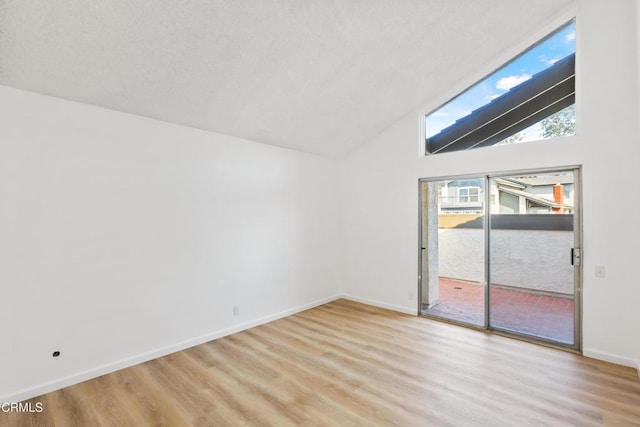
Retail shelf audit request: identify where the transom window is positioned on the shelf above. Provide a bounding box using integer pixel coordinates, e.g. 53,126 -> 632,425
424,20 -> 576,155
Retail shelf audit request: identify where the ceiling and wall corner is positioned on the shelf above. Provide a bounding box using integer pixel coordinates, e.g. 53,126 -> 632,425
0,0 -> 573,158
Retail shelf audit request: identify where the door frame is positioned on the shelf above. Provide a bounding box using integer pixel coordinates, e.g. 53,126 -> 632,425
418,166 -> 583,352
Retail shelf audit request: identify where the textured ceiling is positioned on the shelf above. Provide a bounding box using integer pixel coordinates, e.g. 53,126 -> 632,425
0,0 -> 574,157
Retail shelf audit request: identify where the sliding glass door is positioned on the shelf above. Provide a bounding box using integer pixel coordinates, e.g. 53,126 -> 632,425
419,168 -> 581,349
488,170 -> 578,346
420,179 -> 485,327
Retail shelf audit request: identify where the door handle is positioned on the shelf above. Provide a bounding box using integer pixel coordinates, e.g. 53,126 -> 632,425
571,248 -> 581,266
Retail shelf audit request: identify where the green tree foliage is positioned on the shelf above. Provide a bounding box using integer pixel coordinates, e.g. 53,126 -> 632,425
541,105 -> 575,138
498,131 -> 526,145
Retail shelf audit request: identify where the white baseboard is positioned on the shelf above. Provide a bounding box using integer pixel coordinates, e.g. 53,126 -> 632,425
17,295 -> 636,403
340,293 -> 418,316
582,348 -> 638,368
3,294 -> 341,403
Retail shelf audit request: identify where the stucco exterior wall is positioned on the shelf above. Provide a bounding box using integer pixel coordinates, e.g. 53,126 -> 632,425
438,228 -> 574,294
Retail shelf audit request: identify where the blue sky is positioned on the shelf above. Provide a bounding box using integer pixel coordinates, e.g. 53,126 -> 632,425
426,21 -> 576,139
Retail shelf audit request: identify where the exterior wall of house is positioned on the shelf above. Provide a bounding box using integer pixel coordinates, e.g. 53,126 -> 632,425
499,192 -> 520,213
528,184 -> 574,207
438,228 -> 574,294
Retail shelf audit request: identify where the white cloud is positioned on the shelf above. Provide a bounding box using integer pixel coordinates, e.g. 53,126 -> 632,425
496,74 -> 531,91
542,57 -> 560,66
490,94 -> 502,100
566,31 -> 576,41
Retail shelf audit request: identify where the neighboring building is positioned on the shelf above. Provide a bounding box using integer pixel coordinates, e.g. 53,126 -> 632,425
438,179 -> 484,215
491,175 -> 573,214
439,175 -> 574,215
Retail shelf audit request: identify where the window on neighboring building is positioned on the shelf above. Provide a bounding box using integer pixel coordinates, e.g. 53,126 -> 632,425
459,188 -> 470,203
459,187 -> 480,203
424,20 -> 576,155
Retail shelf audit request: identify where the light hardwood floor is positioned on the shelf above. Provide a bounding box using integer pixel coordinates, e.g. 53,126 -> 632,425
3,299 -> 640,426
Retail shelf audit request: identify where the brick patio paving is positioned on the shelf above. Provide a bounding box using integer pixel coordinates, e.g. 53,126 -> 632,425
423,278 -> 574,344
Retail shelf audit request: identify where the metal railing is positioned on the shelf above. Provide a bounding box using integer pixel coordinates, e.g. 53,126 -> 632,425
439,196 -> 484,206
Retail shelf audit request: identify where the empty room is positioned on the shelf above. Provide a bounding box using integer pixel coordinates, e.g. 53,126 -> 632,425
1,0 -> 639,426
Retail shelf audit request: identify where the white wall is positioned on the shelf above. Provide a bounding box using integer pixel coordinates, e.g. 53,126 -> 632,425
439,229 -> 574,294
634,0 -> 640,375
636,0 -> 640,374
341,0 -> 640,367
0,87 -> 340,401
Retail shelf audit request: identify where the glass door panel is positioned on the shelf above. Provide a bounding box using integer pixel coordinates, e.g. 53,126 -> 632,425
488,171 -> 577,345
421,178 -> 486,327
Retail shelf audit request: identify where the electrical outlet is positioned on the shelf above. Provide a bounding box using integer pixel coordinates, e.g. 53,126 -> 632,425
233,305 -> 239,316
595,265 -> 606,278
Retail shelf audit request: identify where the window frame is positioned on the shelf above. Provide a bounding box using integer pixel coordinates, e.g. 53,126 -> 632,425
419,17 -> 577,157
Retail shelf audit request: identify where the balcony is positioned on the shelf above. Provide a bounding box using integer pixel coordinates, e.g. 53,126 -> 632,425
423,278 -> 574,344
422,214 -> 575,345
439,196 -> 483,208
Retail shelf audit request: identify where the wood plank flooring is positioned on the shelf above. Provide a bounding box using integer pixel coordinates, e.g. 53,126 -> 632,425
2,299 -> 640,426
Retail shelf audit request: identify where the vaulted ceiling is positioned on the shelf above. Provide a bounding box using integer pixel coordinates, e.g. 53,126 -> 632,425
0,0 -> 574,157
